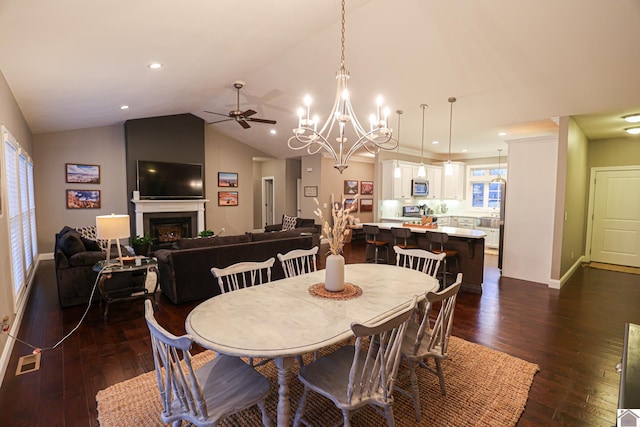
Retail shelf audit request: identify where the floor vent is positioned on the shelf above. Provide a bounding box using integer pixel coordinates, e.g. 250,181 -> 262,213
15,352 -> 41,376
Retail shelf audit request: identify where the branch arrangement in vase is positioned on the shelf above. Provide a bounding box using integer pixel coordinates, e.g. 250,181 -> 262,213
313,195 -> 358,255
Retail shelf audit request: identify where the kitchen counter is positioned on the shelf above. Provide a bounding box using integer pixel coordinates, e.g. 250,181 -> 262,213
363,222 -> 485,293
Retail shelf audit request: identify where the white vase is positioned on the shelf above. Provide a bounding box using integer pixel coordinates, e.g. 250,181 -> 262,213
325,254 -> 345,292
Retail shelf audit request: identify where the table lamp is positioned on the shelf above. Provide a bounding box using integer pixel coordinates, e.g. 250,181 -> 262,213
96,214 -> 130,267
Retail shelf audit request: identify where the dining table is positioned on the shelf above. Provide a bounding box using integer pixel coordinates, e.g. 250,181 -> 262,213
185,263 -> 439,427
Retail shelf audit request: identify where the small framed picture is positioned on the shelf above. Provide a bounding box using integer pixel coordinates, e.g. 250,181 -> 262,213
304,186 -> 318,197
344,198 -> 357,212
218,172 -> 238,187
218,191 -> 238,206
360,181 -> 373,195
360,198 -> 373,212
66,163 -> 100,184
66,189 -> 101,209
344,180 -> 358,195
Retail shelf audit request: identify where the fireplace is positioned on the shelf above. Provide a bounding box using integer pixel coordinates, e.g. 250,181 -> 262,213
144,211 -> 197,244
131,198 -> 209,238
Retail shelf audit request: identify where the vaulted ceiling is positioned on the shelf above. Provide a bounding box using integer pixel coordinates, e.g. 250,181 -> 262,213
1,0 -> 639,161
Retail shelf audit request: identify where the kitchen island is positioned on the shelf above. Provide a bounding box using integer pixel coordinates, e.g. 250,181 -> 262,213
363,222 -> 486,293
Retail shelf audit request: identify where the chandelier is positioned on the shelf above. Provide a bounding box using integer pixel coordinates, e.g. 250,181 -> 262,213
288,0 -> 396,173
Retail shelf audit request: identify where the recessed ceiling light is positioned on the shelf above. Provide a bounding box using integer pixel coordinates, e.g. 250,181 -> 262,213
431,140 -> 439,145
148,63 -> 162,69
270,129 -> 277,135
623,114 -> 640,123
498,132 -> 507,136
461,149 -> 468,153
625,127 -> 640,135
120,105 -> 129,110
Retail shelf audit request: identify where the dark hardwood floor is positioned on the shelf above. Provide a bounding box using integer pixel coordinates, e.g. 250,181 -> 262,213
1,240 -> 638,426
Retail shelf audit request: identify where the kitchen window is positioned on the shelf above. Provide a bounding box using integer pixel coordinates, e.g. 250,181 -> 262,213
468,164 -> 507,209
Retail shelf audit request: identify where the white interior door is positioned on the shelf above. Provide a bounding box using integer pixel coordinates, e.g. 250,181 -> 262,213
262,177 -> 275,227
590,168 -> 640,267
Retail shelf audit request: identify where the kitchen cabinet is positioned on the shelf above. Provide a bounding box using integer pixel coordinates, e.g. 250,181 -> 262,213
442,162 -> 465,200
425,165 -> 442,199
381,160 -> 418,199
476,226 -> 499,248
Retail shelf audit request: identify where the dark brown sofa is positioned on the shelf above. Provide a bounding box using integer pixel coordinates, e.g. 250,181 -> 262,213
54,226 -> 143,308
154,230 -> 317,304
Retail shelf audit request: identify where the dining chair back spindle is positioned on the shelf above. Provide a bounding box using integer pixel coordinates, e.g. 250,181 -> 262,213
211,258 -> 275,294
144,300 -> 272,427
293,296 -> 418,427
277,246 -> 319,278
397,273 -> 463,422
393,245 -> 446,280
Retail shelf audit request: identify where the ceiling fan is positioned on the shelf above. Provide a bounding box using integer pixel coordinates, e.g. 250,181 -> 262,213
204,81 -> 277,129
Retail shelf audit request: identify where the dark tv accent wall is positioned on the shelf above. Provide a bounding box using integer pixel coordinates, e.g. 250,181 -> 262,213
124,113 -> 205,236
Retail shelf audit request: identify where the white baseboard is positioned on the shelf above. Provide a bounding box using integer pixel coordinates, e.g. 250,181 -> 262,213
548,255 -> 584,289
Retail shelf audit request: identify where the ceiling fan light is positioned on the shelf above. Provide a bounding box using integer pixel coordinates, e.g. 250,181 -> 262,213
625,126 -> 640,135
623,114 -> 640,123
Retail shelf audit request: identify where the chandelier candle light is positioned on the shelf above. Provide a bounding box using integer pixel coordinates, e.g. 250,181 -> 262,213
288,0 -> 397,173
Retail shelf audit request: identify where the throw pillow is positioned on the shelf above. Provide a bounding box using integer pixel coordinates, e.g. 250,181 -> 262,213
58,230 -> 87,258
282,215 -> 298,231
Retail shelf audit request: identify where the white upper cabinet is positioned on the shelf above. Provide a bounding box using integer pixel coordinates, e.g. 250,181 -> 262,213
425,165 -> 442,199
441,162 -> 465,200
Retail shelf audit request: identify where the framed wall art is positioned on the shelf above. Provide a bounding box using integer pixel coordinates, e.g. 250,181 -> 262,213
218,172 -> 238,187
66,189 -> 101,209
344,180 -> 358,195
360,198 -> 373,212
344,198 -> 357,211
304,186 -> 318,197
218,191 -> 238,206
360,181 -> 373,195
66,163 -> 100,184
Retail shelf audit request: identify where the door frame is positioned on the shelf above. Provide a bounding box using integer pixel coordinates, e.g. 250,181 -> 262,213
261,176 -> 275,227
584,165 -> 640,264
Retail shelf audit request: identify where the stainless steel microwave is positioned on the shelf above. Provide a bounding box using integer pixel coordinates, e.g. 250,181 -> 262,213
411,180 -> 429,196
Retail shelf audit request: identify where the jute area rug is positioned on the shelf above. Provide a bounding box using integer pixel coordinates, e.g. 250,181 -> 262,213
96,336 -> 539,426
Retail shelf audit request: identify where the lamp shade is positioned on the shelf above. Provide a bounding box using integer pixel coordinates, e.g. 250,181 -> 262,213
96,214 -> 130,240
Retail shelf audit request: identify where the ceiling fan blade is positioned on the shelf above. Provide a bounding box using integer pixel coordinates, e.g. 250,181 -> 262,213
207,118 -> 234,124
204,110 -> 231,118
241,109 -> 257,118
247,117 -> 277,125
237,119 -> 251,129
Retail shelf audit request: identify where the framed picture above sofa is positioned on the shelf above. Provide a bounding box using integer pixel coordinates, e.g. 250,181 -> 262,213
66,189 -> 101,209
218,191 -> 238,206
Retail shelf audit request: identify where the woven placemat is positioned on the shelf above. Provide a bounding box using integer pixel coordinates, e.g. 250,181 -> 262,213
308,282 -> 362,300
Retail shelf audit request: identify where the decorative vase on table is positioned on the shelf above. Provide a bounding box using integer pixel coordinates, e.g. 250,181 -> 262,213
313,194 -> 358,293
325,254 -> 345,292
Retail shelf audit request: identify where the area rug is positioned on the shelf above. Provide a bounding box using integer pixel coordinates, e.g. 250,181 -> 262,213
96,336 -> 539,426
589,262 -> 640,275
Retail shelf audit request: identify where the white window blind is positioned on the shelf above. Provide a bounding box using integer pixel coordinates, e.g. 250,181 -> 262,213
5,138 -> 25,300
3,126 -> 37,310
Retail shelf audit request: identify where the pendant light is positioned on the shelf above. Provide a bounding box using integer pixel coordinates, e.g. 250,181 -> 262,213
491,148 -> 506,183
417,104 -> 428,178
394,110 -> 403,178
444,97 -> 456,176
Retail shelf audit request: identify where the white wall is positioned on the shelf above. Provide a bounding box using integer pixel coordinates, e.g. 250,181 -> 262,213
502,136 -> 558,285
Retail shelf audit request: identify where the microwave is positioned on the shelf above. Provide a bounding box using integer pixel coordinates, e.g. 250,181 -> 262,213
411,180 -> 429,196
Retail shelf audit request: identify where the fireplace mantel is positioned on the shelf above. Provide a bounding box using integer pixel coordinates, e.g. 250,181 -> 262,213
131,199 -> 209,237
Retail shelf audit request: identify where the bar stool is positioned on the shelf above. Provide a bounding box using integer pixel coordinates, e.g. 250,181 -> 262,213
363,225 -> 389,264
391,227 -> 418,250
427,231 -> 459,287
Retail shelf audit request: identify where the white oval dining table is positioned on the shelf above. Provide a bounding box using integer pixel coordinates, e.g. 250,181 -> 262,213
185,263 -> 439,427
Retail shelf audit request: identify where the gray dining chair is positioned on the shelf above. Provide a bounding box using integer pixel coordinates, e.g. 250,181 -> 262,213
144,300 -> 272,427
293,296 -> 418,427
397,274 -> 462,422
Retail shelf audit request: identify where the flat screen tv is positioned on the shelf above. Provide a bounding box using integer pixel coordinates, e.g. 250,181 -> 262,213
137,160 -> 204,199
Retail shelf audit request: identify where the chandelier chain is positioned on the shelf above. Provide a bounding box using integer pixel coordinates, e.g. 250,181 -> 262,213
340,0 -> 346,68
